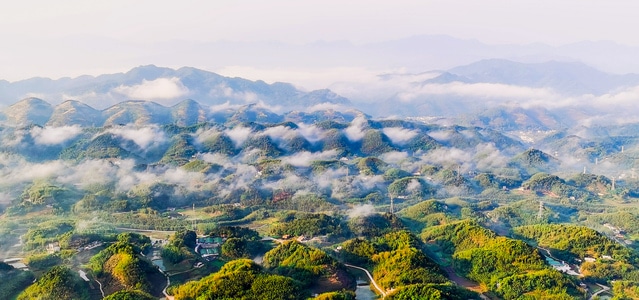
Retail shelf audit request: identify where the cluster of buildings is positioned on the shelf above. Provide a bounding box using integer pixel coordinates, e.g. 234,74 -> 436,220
194,236 -> 224,260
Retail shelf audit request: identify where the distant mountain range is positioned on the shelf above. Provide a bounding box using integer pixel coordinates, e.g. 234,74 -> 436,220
0,65 -> 350,110
435,59 -> 639,95
3,59 -> 639,131
364,59 -> 639,127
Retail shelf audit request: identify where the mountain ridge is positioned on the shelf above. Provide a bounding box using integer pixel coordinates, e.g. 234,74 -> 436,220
0,65 -> 351,111
0,97 -> 358,128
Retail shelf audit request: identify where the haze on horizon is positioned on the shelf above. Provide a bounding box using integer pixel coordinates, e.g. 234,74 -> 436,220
2,0 -> 638,90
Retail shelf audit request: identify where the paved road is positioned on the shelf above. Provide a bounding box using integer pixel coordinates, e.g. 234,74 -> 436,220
95,278 -> 105,298
344,264 -> 386,297
590,283 -> 610,300
115,227 -> 176,234
160,269 -> 174,300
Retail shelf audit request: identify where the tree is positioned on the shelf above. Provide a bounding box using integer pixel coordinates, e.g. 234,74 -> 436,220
171,230 -> 197,248
18,266 -> 89,300
221,237 -> 249,259
104,290 -> 155,300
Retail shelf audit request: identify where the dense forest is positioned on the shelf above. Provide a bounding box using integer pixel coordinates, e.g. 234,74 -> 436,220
2,104 -> 639,299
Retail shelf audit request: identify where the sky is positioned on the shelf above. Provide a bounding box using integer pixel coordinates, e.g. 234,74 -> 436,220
1,0 -> 638,82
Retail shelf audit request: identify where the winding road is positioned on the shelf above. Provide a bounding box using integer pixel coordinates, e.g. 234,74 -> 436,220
590,283 -> 610,300
95,279 -> 105,299
160,269 -> 174,300
344,264 -> 386,297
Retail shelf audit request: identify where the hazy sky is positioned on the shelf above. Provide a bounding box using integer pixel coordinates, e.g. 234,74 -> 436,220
1,0 -> 637,81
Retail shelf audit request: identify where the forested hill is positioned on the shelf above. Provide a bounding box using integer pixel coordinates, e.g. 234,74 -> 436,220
2,98 -> 639,299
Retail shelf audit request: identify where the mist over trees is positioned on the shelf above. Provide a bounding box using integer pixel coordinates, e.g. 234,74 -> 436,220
4,68 -> 639,299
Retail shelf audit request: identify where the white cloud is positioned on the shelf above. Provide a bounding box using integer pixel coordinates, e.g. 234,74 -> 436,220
217,66 -> 387,91
209,82 -> 259,103
473,143 -> 509,170
282,150 -> 338,167
1,129 -> 26,147
193,128 -> 221,144
382,127 -> 419,145
200,153 -> 231,166
57,159 -> 118,188
427,130 -> 453,143
423,147 -> 473,171
162,168 -> 205,191
107,125 -> 167,149
210,101 -> 244,113
6,160 -> 68,185
397,82 -> 559,104
0,192 -> 11,205
347,204 -> 376,219
113,77 -> 189,101
343,114 -> 368,142
31,125 -> 82,145
305,102 -> 352,113
261,126 -> 298,142
406,179 -> 421,192
379,151 -> 409,164
224,126 -> 253,148
296,123 -> 326,143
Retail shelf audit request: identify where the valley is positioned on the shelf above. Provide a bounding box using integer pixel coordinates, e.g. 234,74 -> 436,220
1,91 -> 639,299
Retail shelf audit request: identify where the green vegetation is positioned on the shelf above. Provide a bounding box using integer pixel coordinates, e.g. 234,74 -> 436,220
160,133 -> 197,166
514,224 -> 639,283
172,259 -> 303,300
514,224 -> 633,261
314,290 -> 356,300
22,219 -> 75,250
0,265 -> 34,300
388,177 -> 433,199
6,112 -> 639,299
18,266 -> 89,300
200,132 -> 237,156
270,213 -> 346,238
25,252 -> 64,271
103,289 -> 156,300
88,233 -> 157,293
360,130 -> 394,156
522,173 -> 590,200
162,230 -> 197,264
356,157 -> 387,175
422,220 -> 581,299
347,213 -> 403,238
60,133 -> 133,160
612,281 -> 639,299
371,231 -> 447,289
386,283 -> 478,300
263,241 -> 348,288
181,159 -> 221,173
399,199 -> 453,229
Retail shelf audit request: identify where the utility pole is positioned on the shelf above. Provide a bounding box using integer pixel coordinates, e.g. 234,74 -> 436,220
388,191 -> 394,214
192,203 -> 196,231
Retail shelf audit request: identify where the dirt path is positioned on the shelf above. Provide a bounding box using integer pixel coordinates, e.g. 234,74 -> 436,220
443,267 -> 491,299
443,267 -> 480,290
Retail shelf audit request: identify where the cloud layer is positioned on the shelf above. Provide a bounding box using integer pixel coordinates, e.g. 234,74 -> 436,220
113,77 -> 189,102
